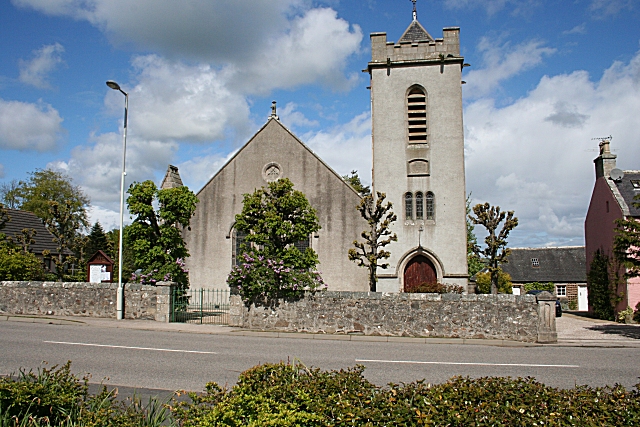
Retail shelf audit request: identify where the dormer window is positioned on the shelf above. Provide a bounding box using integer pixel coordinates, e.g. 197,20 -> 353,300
531,258 -> 539,267
631,180 -> 640,189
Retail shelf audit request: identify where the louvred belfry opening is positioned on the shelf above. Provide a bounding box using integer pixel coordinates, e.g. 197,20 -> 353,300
404,255 -> 437,292
407,87 -> 427,143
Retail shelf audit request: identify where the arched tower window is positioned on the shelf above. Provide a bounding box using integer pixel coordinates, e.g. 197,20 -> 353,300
425,192 -> 435,220
232,228 -> 248,266
405,192 -> 413,219
415,192 -> 423,219
407,86 -> 428,143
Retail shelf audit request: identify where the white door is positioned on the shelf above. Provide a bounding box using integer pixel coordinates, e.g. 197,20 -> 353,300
578,286 -> 588,311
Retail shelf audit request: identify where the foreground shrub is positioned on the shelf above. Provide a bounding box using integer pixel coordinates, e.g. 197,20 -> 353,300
0,362 -> 175,427
173,362 -> 640,427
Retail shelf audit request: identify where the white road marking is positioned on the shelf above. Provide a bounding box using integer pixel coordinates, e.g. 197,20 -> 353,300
355,359 -> 579,368
44,341 -> 218,354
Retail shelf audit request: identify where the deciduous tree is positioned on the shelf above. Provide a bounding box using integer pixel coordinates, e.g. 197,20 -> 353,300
125,181 -> 198,290
469,202 -> 518,294
348,192 -> 397,292
466,196 -> 484,277
228,178 -> 324,308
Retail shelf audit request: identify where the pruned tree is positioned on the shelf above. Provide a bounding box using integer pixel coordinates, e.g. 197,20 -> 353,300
469,202 -> 518,294
43,201 -> 85,281
348,192 -> 397,292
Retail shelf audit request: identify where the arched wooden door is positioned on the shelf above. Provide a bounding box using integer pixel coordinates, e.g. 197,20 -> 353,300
403,255 -> 437,292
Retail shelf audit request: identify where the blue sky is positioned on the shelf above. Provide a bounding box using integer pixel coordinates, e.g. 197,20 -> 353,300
1,0 -> 639,248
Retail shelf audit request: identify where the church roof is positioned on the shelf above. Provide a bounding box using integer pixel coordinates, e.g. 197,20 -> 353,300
500,247 -> 586,284
399,19 -> 433,43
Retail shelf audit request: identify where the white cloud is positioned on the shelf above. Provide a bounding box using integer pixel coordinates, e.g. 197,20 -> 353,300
463,38 -> 556,99
0,99 -> 64,151
444,0 -> 538,16
304,111 -> 372,184
589,0 -> 634,18
50,133 -> 177,211
176,151 -> 239,194
279,103 -> 319,129
109,55 -> 251,143
563,23 -> 587,35
465,50 -> 640,247
18,43 -> 65,89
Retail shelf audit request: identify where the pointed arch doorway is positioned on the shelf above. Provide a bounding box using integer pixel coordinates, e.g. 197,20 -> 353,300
403,255 -> 437,292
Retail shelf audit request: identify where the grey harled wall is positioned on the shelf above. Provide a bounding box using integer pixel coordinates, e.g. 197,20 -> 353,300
0,281 -> 174,322
230,292 -> 552,342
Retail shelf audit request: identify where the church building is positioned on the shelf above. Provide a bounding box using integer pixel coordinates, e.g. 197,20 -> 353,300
180,5 -> 469,292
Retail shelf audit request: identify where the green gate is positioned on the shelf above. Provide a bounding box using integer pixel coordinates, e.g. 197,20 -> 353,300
170,288 -> 230,325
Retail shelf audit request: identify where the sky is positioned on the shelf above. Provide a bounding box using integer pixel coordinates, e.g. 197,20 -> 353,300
0,0 -> 639,249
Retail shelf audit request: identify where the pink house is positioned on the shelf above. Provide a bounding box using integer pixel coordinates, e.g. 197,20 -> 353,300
585,139 -> 640,314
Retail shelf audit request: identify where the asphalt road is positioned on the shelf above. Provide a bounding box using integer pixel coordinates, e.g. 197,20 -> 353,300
1,321 -> 639,397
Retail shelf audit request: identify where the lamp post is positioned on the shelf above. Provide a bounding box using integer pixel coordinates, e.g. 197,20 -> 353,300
106,80 -> 128,320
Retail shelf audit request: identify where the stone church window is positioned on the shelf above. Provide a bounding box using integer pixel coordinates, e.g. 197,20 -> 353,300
415,192 -> 423,219
232,229 -> 248,266
407,86 -> 428,143
405,192 -> 413,219
425,192 -> 434,220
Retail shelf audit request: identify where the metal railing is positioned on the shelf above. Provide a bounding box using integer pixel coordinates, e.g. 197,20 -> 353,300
170,288 -> 230,325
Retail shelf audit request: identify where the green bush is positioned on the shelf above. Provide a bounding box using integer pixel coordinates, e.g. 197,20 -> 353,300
173,362 -> 640,426
476,270 -> 513,294
0,362 -> 176,427
523,281 -> 555,293
0,246 -> 46,281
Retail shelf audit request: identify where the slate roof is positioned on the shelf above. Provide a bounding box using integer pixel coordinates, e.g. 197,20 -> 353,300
614,171 -> 640,218
399,20 -> 433,43
500,247 -> 586,283
0,209 -> 61,254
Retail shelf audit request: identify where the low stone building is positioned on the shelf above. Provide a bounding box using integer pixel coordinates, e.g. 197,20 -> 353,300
501,247 -> 587,311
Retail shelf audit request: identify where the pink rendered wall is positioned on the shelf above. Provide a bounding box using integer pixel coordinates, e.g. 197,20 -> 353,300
584,177 -> 624,312
629,274 -> 640,312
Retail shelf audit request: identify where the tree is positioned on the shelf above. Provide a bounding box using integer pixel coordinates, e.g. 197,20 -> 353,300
348,192 -> 398,292
228,178 -> 324,308
85,222 -> 111,259
342,170 -> 371,197
125,181 -> 198,289
587,249 -> 619,321
0,179 -> 20,209
11,169 -> 89,226
469,202 -> 518,294
106,226 -> 135,284
42,201 -> 87,281
613,195 -> 640,280
0,246 -> 46,281
475,269 -> 513,294
466,196 -> 484,277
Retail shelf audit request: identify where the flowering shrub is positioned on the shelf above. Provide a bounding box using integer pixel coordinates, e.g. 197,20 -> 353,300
228,252 -> 326,308
130,257 -> 189,288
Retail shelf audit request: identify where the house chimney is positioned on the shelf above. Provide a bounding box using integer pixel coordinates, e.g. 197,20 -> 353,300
594,138 -> 616,179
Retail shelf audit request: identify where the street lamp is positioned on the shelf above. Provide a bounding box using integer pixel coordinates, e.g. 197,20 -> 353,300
106,80 -> 128,320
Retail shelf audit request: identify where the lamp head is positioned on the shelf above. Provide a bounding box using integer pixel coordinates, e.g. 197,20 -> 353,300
106,80 -> 121,91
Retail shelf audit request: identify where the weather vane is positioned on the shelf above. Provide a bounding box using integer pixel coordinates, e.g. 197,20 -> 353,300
411,0 -> 417,20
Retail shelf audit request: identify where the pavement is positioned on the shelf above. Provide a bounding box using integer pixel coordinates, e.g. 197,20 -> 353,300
2,311 -> 639,348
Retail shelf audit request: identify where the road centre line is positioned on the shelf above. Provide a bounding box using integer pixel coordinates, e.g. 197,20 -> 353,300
355,359 -> 580,368
44,341 -> 218,354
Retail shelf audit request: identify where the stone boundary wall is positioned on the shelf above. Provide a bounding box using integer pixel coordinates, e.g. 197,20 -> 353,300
230,291 -> 557,343
0,281 -> 174,322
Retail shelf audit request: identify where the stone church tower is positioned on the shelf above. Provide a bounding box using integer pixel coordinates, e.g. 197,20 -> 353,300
368,4 -> 468,292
